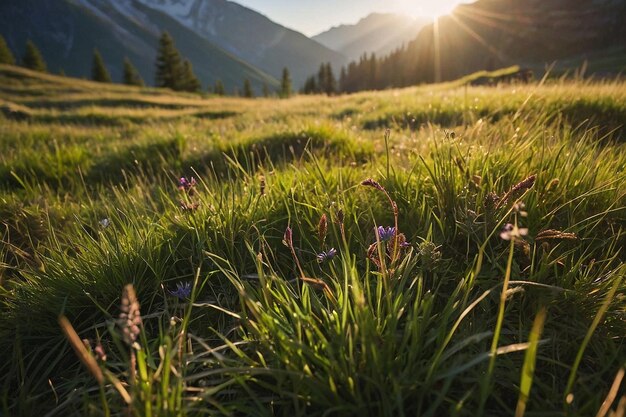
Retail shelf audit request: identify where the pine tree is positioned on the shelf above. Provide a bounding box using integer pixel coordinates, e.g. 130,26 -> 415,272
262,83 -> 270,97
22,40 -> 46,72
242,78 -> 253,98
339,67 -> 347,93
324,63 -> 336,95
155,32 -> 182,90
180,60 -> 200,92
123,57 -> 144,86
280,67 -> 292,98
0,35 -> 15,65
303,76 -> 317,95
214,79 -> 225,96
91,49 -> 112,83
317,63 -> 327,94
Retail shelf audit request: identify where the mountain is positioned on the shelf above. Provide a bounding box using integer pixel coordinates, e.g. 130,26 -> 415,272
403,0 -> 626,82
313,13 -> 429,61
338,0 -> 626,92
0,0 -> 279,92
133,0 -> 347,86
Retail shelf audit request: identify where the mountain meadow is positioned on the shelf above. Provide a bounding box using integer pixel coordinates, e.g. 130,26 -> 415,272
0,57 -> 625,417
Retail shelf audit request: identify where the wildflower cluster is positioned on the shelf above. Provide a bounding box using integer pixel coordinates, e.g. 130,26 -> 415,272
177,176 -> 200,212
361,178 -> 410,272
178,176 -> 197,194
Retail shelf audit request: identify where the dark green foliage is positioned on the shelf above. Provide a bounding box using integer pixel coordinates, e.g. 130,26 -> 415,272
242,78 -> 253,98
214,79 -> 225,96
122,57 -> 144,86
155,32 -> 182,90
314,62 -> 336,95
0,35 -> 15,65
91,49 -> 111,83
154,32 -> 201,93
21,39 -> 46,72
302,75 -> 317,94
180,60 -> 200,93
280,67 -> 292,98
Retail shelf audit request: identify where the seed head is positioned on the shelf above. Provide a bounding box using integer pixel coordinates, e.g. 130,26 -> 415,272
318,214 -> 328,244
497,174 -> 536,209
282,226 -> 293,248
119,284 -> 142,346
361,178 -> 385,192
535,229 -> 577,242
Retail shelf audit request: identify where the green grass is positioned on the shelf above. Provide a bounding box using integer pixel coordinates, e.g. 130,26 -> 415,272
0,65 -> 625,417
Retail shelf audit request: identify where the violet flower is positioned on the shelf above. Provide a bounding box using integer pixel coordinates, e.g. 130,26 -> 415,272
376,226 -> 396,242
317,248 -> 337,263
170,282 -> 192,299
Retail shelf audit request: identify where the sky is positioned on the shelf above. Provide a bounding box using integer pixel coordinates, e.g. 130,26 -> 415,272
235,0 -> 472,36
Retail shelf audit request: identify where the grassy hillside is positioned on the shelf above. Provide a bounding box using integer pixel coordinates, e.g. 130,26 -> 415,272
0,65 -> 625,416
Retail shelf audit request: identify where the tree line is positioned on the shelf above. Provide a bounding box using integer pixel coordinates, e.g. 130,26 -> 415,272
301,39 -> 445,96
301,50 -> 409,96
0,33 -> 293,98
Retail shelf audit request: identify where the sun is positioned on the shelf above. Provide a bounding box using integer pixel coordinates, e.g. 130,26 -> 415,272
396,0 -> 470,19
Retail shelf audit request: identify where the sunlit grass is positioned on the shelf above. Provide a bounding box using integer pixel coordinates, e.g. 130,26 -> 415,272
0,65 -> 625,416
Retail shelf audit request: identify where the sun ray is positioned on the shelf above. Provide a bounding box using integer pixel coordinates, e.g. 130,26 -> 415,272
447,13 -> 508,62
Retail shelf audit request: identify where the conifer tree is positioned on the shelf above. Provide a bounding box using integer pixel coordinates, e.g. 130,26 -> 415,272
280,67 -> 292,98
262,83 -> 270,97
242,78 -> 253,98
123,57 -> 144,86
91,49 -> 112,83
324,63 -> 336,95
155,32 -> 182,90
22,40 -> 46,72
339,67 -> 347,93
0,35 -> 15,65
214,79 -> 225,96
317,63 -> 327,94
180,60 -> 200,92
303,76 -> 317,95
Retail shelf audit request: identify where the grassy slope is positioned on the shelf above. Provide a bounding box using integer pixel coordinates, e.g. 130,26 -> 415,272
0,66 -> 625,416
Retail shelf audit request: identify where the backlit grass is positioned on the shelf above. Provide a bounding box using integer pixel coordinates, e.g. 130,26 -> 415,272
0,65 -> 625,417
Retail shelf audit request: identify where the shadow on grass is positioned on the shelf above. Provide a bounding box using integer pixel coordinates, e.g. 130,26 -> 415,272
184,125 -> 373,176
360,99 -> 625,139
30,109 -> 238,127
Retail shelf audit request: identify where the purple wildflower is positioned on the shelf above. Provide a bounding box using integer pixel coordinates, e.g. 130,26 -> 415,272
178,177 -> 197,192
376,226 -> 396,242
317,248 -> 337,263
170,282 -> 192,299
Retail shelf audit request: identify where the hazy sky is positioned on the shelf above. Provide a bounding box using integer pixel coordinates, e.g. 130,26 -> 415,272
235,0 -> 471,36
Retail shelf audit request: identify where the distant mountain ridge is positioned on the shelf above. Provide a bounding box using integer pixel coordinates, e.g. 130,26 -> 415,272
0,0 -> 280,92
132,0 -> 347,86
313,13 -> 429,61
0,0 -> 347,91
